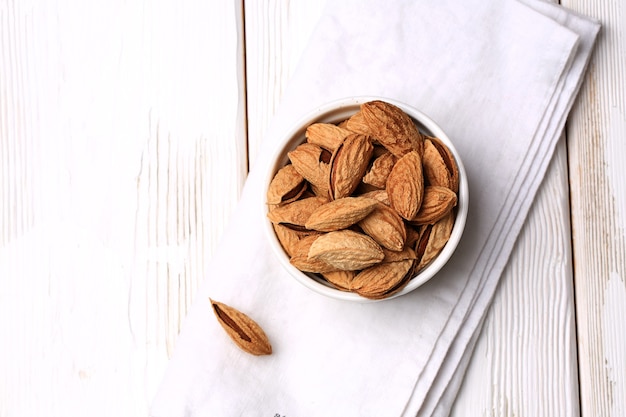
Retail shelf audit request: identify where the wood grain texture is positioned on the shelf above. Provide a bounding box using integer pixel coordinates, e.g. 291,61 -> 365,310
0,0 -> 246,415
244,0 -> 326,166
450,139 -> 579,417
562,0 -> 626,416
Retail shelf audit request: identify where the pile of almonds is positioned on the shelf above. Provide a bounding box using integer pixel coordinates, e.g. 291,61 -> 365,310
267,100 -> 460,300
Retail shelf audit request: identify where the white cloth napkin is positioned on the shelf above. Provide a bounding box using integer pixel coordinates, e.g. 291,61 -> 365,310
150,0 -> 599,416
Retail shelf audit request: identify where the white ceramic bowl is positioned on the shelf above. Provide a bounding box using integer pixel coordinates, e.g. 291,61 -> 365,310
263,96 -> 468,302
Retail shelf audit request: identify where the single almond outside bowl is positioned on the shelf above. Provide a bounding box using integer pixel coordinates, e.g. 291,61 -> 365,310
263,96 -> 468,302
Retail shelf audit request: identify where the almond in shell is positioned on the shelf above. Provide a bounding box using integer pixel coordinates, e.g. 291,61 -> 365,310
410,186 -> 457,225
267,196 -> 327,228
328,133 -> 374,200
358,189 -> 391,206
210,299 -> 272,356
308,229 -> 384,271
288,143 -> 331,197
415,211 -> 455,272
386,150 -> 424,220
363,151 -> 397,188
267,164 -> 306,206
305,196 -> 378,232
289,234 -> 340,274
321,270 -> 356,291
359,100 -> 424,157
425,136 -> 459,193
350,259 -> 414,299
306,123 -> 352,152
423,138 -> 452,190
358,202 -> 406,252
342,110 -> 370,136
272,223 -> 302,257
382,246 -> 417,263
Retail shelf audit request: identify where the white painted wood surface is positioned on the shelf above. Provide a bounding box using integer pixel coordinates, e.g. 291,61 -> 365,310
563,0 -> 626,416
451,138 -> 580,416
0,1 -> 623,417
0,0 -> 246,415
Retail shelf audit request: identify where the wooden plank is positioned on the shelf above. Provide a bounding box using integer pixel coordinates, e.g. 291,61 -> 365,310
561,0 -> 626,416
450,139 -> 579,417
0,0 -> 246,415
244,1 -> 580,416
244,0 -> 326,165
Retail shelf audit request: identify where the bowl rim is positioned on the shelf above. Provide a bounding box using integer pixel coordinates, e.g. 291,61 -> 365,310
263,96 -> 469,302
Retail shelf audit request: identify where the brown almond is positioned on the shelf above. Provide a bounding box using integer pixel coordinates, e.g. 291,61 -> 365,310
290,255 -> 341,274
321,270 -> 356,291
267,196 -> 327,228
423,138 -> 452,189
328,133 -> 374,200
428,136 -> 459,193
363,151 -> 397,188
415,211 -> 455,272
272,223 -> 302,257
410,186 -> 457,225
288,143 -> 331,197
289,234 -> 339,273
358,202 -> 406,252
343,110 -> 370,136
290,234 -> 323,258
210,299 -> 272,356
306,123 -> 352,152
308,229 -> 384,271
382,246 -> 417,263
305,196 -> 378,232
360,101 -> 424,157
386,150 -> 424,220
350,259 -> 414,299
272,224 -> 320,257
267,164 -> 306,206
359,189 -> 391,206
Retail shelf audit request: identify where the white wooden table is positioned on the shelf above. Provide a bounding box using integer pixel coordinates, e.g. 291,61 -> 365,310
1,1 -> 624,416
